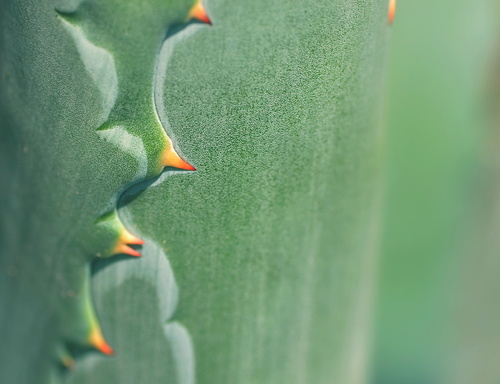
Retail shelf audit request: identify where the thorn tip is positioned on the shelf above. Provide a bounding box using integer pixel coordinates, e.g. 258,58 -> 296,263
189,0 -> 212,25
89,328 -> 114,356
121,228 -> 144,245
61,355 -> 75,369
388,0 -> 396,25
116,244 -> 141,257
161,147 -> 196,171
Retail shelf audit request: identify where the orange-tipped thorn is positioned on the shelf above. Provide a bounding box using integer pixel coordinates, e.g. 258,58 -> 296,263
161,147 -> 196,171
388,0 -> 396,25
112,228 -> 144,257
114,243 -> 141,257
89,327 -> 114,356
121,228 -> 144,245
189,0 -> 212,25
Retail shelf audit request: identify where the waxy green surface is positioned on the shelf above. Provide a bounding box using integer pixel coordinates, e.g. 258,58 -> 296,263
0,0 -> 389,383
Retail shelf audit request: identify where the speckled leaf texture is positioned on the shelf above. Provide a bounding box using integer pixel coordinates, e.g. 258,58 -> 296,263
0,1 -> 389,383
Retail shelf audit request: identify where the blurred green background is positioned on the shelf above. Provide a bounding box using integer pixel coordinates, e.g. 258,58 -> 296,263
371,0 -> 500,383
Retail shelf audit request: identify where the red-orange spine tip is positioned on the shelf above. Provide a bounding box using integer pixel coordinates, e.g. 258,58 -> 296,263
96,340 -> 114,356
122,245 -> 142,257
89,328 -> 114,356
121,228 -> 144,245
161,148 -> 196,171
189,0 -> 212,25
113,242 -> 141,257
388,0 -> 396,25
175,159 -> 196,171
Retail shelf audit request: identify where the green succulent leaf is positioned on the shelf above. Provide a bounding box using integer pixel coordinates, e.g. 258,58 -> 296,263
0,0 -> 389,383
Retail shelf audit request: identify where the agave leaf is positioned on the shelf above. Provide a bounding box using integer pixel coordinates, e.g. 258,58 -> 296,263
0,0 -> 389,383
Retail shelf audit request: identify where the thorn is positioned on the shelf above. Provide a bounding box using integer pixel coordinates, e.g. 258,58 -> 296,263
161,147 -> 196,171
89,327 -> 114,356
58,346 -> 75,369
114,243 -> 141,257
61,355 -> 75,370
189,0 -> 212,25
121,228 -> 144,245
116,228 -> 143,256
388,0 -> 396,25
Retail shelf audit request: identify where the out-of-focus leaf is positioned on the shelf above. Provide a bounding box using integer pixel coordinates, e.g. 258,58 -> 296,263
372,0 -> 498,383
